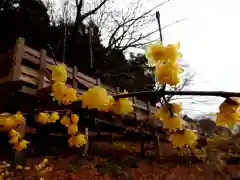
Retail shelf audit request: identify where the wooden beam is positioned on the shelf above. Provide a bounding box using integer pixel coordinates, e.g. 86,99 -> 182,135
12,37 -> 25,81
37,49 -> 47,90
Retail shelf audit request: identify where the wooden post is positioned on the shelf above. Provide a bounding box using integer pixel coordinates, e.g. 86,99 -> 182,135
150,105 -> 161,157
72,66 -> 78,89
96,78 -> 101,136
83,127 -> 89,156
12,37 -> 25,81
37,49 -> 47,90
83,75 -> 98,155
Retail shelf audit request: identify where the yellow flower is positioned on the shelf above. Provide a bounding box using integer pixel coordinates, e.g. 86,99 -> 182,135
169,129 -> 198,148
110,90 -> 134,115
171,103 -> 182,115
68,135 -> 75,146
42,158 -> 48,164
155,61 -> 181,86
9,136 -> 19,144
16,165 -> 23,170
216,112 -> 238,128
162,115 -> 185,132
62,87 -> 78,105
71,114 -> 79,124
14,112 -> 24,125
79,86 -> 112,111
145,42 -> 166,66
4,116 -> 17,129
68,133 -> 86,147
154,105 -> 171,120
74,133 -> 87,147
165,42 -> 181,62
67,124 -> 78,135
37,113 -> 49,125
51,82 -> 67,102
0,113 -> 8,126
48,112 -> 59,123
50,63 -> 67,83
216,100 -> 240,128
14,140 -> 29,151
9,129 -> 18,137
145,42 -> 181,66
60,115 -> 71,127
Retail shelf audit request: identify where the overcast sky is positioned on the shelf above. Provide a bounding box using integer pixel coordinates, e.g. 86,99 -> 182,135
52,0 -> 240,118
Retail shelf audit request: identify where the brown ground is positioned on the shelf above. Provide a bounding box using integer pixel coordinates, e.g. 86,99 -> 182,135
0,129 -> 239,179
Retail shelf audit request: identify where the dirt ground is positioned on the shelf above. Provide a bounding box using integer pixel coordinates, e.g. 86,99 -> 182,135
0,130 -> 239,179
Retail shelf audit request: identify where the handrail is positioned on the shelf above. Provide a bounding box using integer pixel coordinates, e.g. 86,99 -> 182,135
7,37 -> 158,114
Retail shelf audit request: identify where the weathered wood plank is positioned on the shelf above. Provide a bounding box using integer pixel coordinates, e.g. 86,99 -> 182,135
12,38 -> 25,81
37,49 -> 47,90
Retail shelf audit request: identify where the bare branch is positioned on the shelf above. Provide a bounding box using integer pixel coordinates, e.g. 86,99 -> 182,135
80,0 -> 109,21
101,0 -> 180,52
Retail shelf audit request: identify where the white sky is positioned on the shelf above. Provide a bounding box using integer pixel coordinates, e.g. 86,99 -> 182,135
53,0 -> 240,118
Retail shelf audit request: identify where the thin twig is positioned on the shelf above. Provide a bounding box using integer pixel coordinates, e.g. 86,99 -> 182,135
46,44 -> 57,65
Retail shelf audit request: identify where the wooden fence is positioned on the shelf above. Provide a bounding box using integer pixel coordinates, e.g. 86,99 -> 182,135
0,37 -> 158,120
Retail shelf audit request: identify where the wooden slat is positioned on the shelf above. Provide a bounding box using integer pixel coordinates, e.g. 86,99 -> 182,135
20,65 -> 50,87
20,74 -> 36,86
20,65 -> 38,78
135,101 -> 147,111
77,71 -> 96,85
76,76 -> 95,88
23,52 -> 39,64
24,46 -> 40,58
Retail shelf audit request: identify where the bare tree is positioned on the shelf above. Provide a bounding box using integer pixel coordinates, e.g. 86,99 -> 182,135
91,0 -> 186,52
48,0 -> 185,52
70,0 -> 110,36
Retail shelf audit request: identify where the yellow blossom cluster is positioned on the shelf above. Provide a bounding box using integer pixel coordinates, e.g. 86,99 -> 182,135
146,42 -> 183,85
169,129 -> 198,148
36,112 -> 60,125
79,87 -> 134,115
0,112 -> 25,130
0,161 -> 11,179
60,113 -> 86,147
35,158 -> 52,175
109,90 -> 134,115
154,103 -> 185,132
50,64 -> 78,105
8,129 -> 29,151
32,63 -> 134,149
145,41 -> 198,148
0,112 -> 29,151
216,98 -> 240,128
79,86 -> 113,112
15,158 -> 51,179
154,103 -> 198,148
50,64 -> 134,115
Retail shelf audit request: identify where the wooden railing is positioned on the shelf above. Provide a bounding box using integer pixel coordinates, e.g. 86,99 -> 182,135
0,37 -> 158,118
